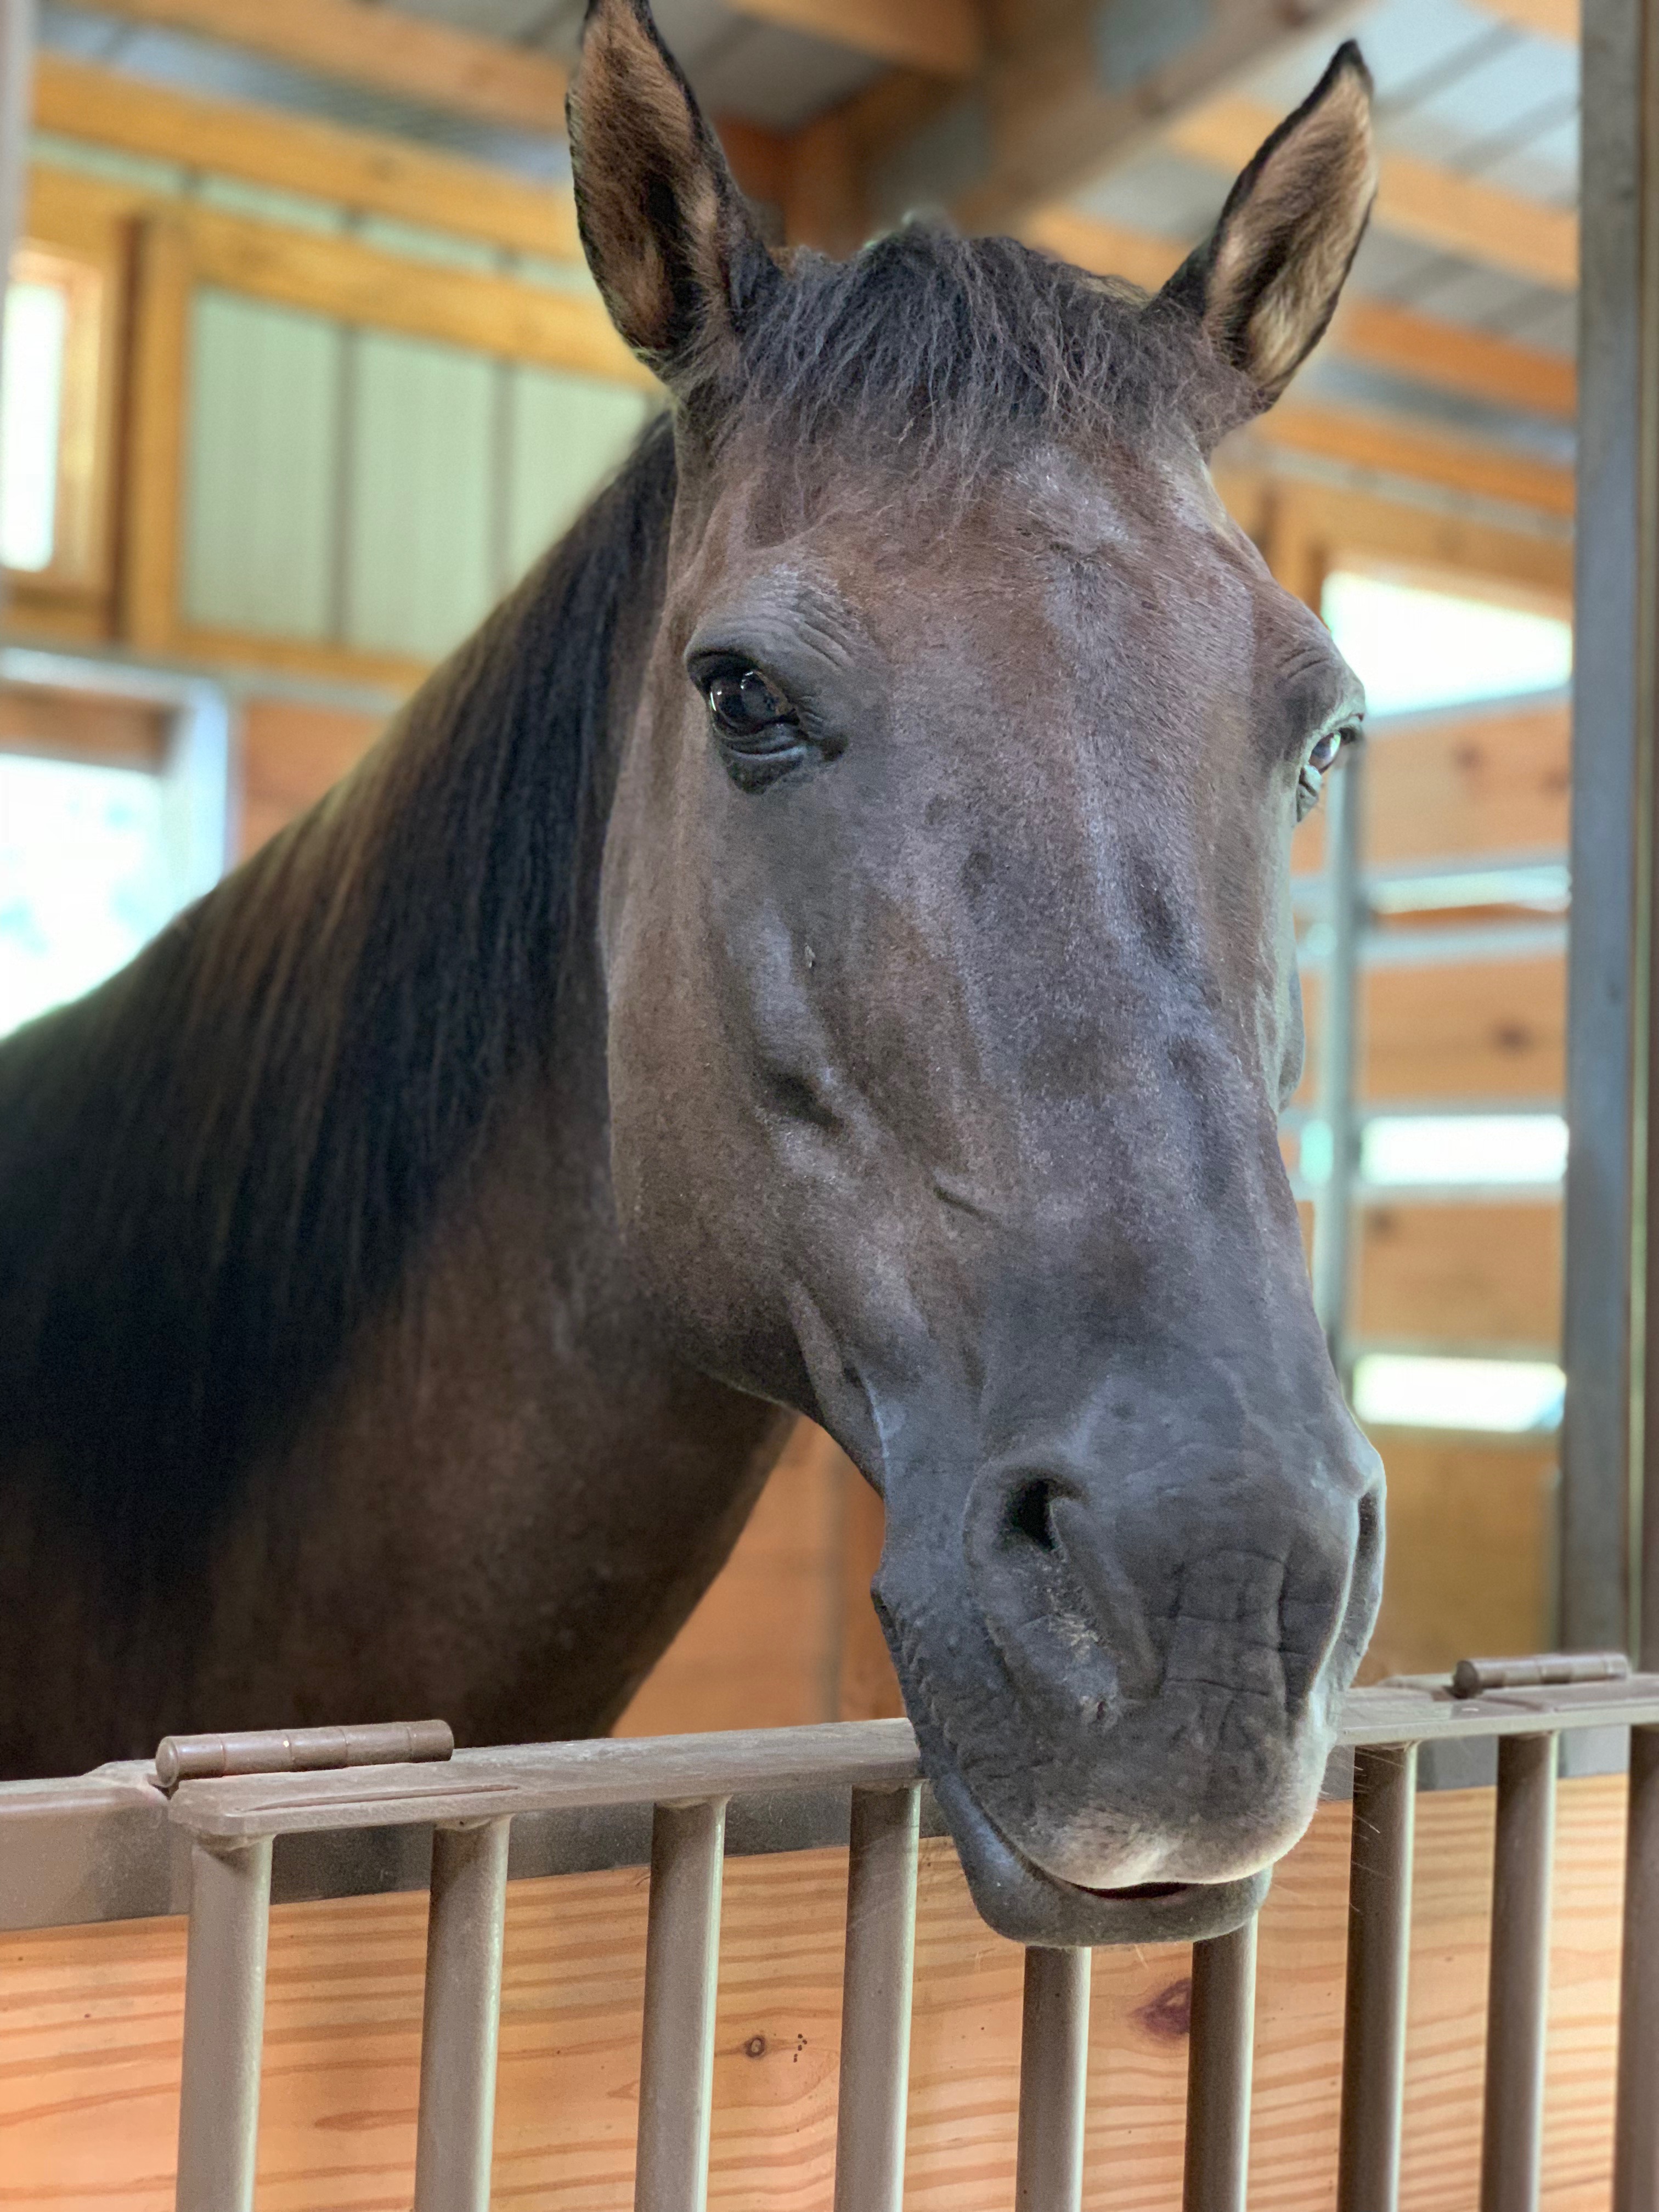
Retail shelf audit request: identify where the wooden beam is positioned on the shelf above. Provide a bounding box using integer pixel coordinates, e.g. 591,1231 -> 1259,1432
728,0 -> 980,78
81,0 -> 568,137
832,0 -> 1358,247
1025,210 -> 1577,422
33,53 -> 581,262
1336,297 -> 1576,422
1019,206 -> 1178,291
1473,0 -> 1576,36
25,161 -> 643,391
1215,467 -> 1574,602
179,201 -> 651,387
1243,400 -> 1575,518
1168,97 -> 1577,291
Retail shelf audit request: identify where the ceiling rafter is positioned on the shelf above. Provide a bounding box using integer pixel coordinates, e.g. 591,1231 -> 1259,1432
33,52 -> 582,258
70,0 -> 569,135
1023,208 -> 1577,422
727,0 -> 981,80
1167,98 -> 1576,291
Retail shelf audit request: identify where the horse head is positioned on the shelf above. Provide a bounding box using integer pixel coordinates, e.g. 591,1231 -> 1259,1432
574,0 -> 1383,1943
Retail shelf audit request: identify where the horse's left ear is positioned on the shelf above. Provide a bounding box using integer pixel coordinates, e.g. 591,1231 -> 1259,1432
567,0 -> 777,392
1158,42 -> 1375,416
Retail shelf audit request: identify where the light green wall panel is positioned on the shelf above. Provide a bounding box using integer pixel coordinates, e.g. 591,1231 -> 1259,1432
504,368 -> 654,586
344,332 -> 496,659
182,291 -> 342,639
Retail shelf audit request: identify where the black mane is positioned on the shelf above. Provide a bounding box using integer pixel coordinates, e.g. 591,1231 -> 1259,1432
0,413 -> 676,1509
732,225 -> 1233,465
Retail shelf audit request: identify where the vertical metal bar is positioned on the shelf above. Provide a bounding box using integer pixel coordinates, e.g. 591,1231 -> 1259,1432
1480,1732 -> 1558,2212
832,1784 -> 920,2212
1183,1917 -> 1258,2212
1312,731 -> 1365,1391
173,1833 -> 273,2212
634,1798 -> 726,2212
1615,1724 -> 1659,2210
1014,1946 -> 1091,2212
1336,1741 -> 1418,2212
413,1816 -> 512,2212
1563,0 -> 1656,1656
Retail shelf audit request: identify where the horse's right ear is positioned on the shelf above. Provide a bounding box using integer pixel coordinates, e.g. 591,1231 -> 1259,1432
568,0 -> 777,391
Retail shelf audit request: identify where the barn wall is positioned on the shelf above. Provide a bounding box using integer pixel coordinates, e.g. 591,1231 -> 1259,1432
183,292 -> 651,659
0,1776 -> 1630,2208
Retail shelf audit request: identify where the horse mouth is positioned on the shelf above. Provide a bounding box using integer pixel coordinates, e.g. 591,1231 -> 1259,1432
875,1599 -> 1273,1943
922,1745 -> 1270,1946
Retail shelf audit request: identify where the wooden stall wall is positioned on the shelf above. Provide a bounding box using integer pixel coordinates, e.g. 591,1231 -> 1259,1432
0,1776 -> 1634,2208
1300,688 -> 1570,1680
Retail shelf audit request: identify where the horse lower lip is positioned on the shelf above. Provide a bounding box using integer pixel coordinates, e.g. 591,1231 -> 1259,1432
1082,1878 -> 1192,1900
917,1735 -> 1270,1946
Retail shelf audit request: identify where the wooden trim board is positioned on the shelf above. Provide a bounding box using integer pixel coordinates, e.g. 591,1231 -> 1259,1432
76,0 -> 569,138
34,52 -> 582,263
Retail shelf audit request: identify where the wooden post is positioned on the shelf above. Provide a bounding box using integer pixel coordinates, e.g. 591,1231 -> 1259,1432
0,0 -> 36,628
119,214 -> 193,653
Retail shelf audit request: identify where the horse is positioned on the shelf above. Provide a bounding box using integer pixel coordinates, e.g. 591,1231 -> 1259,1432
0,0 -> 1383,1945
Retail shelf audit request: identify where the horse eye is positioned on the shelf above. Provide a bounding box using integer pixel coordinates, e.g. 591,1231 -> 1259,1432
706,667 -> 796,739
1307,728 -> 1345,774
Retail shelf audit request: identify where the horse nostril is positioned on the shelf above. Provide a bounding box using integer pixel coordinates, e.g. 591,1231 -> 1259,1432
761,1066 -> 838,1132
1006,1476 -> 1060,1554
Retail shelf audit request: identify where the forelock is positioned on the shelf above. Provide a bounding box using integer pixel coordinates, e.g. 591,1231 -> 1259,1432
720,224 -> 1240,477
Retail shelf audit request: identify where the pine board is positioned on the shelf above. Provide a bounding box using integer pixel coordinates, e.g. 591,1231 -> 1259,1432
0,1780 -> 1628,2208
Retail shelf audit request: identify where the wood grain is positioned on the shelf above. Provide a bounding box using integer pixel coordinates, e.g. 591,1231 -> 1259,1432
617,1424 -> 847,1738
1361,1432 -> 1557,1680
35,53 -> 582,263
182,204 -> 652,390
1254,403 -> 1575,520
1217,471 -> 1573,610
119,216 -> 193,653
1358,1200 -> 1561,1350
0,1780 -> 1628,2206
1296,701 -> 1570,879
1302,955 -> 1566,1105
78,0 -> 569,138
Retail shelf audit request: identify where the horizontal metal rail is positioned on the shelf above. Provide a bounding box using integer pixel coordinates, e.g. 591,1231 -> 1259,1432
9,1663 -> 1659,2212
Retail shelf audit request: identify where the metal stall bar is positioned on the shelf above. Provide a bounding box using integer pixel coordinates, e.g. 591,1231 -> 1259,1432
1183,1918 -> 1259,2212
1312,720 -> 1366,1387
172,1832 -> 274,2212
1563,0 -> 1652,1656
412,1816 -> 512,2212
1336,1741 -> 1418,2212
634,1798 -> 727,2212
832,1784 -> 921,2212
1615,1724 -> 1659,2210
1014,1947 -> 1092,2212
1479,1732 -> 1558,2212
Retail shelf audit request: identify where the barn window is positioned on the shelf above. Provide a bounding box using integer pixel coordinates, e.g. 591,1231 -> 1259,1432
0,245 -> 108,587
0,670 -> 229,1038
1352,1353 -> 1565,1436
1322,569 -> 1572,717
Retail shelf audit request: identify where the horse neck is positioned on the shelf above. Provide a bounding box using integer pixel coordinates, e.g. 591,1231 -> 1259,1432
0,422 -> 679,1496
